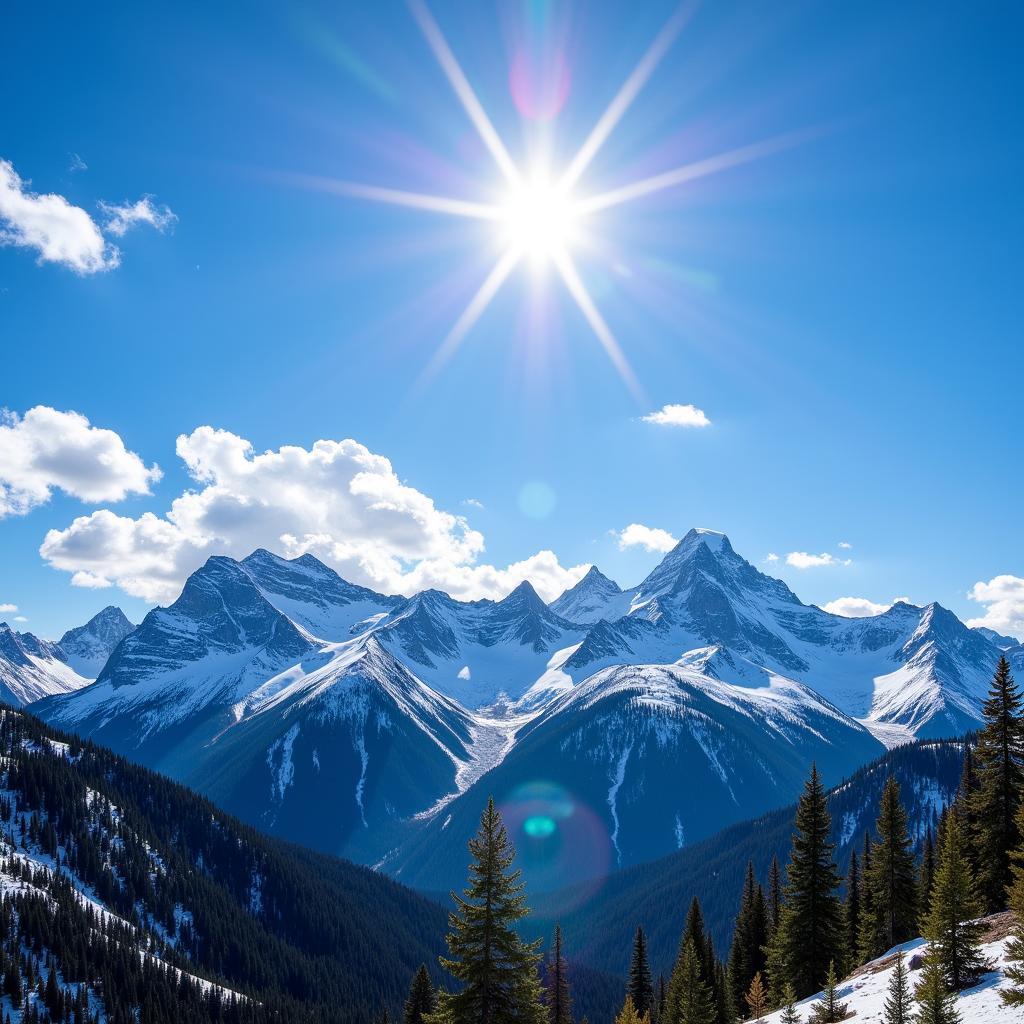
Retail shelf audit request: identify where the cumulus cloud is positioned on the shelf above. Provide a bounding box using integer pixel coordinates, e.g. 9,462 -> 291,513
0,406 -> 161,518
616,523 -> 679,554
967,575 -> 1024,640
0,603 -> 17,614
786,551 -> 852,569
838,541 -> 852,549
641,403 -> 711,428
764,553 -> 779,563
41,427 -> 588,605
822,596 -> 909,618
99,196 -> 177,237
0,159 -> 119,273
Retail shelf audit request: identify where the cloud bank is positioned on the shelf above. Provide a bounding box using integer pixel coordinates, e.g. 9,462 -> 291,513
967,575 -> 1024,640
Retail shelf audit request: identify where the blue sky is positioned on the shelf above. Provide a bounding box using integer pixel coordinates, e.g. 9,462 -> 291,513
2,0 -> 1022,640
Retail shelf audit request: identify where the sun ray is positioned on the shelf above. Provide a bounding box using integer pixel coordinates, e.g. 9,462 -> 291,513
408,0 -> 521,187
559,2 -> 695,192
422,246 -> 522,380
576,133 -> 804,215
293,175 -> 500,220
553,250 -> 643,400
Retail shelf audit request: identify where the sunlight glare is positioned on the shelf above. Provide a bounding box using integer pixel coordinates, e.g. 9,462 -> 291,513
498,174 -> 581,266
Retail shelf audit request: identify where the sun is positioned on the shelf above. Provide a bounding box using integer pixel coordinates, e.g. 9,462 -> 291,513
498,174 -> 581,267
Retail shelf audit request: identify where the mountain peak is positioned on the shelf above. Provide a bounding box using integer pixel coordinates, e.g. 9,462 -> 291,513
677,527 -> 731,555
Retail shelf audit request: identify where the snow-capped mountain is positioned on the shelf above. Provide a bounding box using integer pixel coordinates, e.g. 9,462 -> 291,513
57,604 -> 135,677
973,625 -> 1021,650
32,528 -> 1010,887
0,621 -> 89,704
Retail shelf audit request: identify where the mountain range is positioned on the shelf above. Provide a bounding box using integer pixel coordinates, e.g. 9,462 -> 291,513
15,527 -> 1021,891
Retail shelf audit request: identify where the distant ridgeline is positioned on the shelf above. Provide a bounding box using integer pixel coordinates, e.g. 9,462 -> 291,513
0,705 -> 446,1024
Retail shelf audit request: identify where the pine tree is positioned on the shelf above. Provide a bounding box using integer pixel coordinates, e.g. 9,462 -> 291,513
779,983 -> 801,1024
727,864 -> 767,1011
616,996 -> 649,1024
922,810 -> 986,992
744,973 -> 767,1023
861,778 -> 918,960
767,858 -> 783,940
970,656 -> 1024,911
808,962 -> 847,1024
405,965 -> 436,1024
773,766 -> 844,999
431,798 -> 547,1024
842,852 -> 861,973
919,827 -> 936,918
665,938 -> 715,1024
912,958 -> 960,1024
1000,799 -> 1024,1005
628,927 -> 655,1019
882,952 -> 911,1024
546,925 -> 572,1024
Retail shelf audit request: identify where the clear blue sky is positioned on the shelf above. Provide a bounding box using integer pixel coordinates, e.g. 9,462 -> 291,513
2,0 -> 1022,639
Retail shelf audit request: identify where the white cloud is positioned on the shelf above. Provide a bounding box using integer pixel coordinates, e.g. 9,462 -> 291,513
785,551 -> 852,570
99,196 -> 177,237
0,603 -> 17,614
967,575 -> 1024,640
41,427 -> 588,605
68,153 -> 88,173
0,406 -> 161,518
12,616 -> 27,623
765,553 -> 779,563
838,541 -> 852,549
822,596 -> 909,618
616,523 -> 679,554
463,498 -> 484,509
0,159 -> 119,273
641,403 -> 711,428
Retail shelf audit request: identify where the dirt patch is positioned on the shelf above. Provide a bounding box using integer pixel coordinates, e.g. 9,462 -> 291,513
980,909 -> 1016,943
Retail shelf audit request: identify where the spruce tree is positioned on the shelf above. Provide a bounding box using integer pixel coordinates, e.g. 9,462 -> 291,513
807,962 -> 847,1024
665,938 -> 714,1024
912,958 -> 960,1024
628,927 -> 655,1019
431,798 -> 547,1024
774,766 -> 844,999
405,965 -> 437,1024
1000,799 -> 1024,1005
615,996 -> 648,1024
919,827 -> 936,919
922,810 -> 986,992
779,983 -> 801,1024
970,656 -> 1024,911
882,952 -> 911,1024
842,852 -> 861,973
546,926 -> 572,1024
744,972 -> 767,1023
727,864 -> 767,1011
862,777 -> 918,959
656,976 -> 667,1024
767,858 -> 783,940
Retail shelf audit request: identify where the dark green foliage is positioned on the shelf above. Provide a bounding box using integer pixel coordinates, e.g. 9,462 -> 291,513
970,656 -> 1024,910
628,927 -> 654,1019
807,962 -> 847,1023
546,926 -> 573,1024
664,939 -> 715,1024
766,857 -> 782,939
842,852 -> 861,973
726,863 -> 767,1012
772,767 -> 844,999
0,705 -> 446,1024
432,798 -> 546,1024
1002,800 -> 1024,1005
922,811 -> 986,991
860,778 -> 918,960
912,958 -> 961,1024
919,828 -> 936,921
405,966 -> 437,1024
881,951 -> 911,1024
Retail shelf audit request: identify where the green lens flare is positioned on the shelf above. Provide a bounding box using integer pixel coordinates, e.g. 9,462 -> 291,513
523,815 -> 556,838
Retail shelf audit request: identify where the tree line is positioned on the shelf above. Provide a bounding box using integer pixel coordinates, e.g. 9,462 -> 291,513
403,655 -> 1024,1024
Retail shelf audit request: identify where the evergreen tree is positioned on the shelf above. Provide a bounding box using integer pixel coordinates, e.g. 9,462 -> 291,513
778,983 -> 801,1024
744,973 -> 767,1023
727,864 -> 767,1011
657,976 -> 667,1024
766,858 -> 783,940
912,958 -> 960,1024
628,927 -> 655,1019
807,962 -> 847,1024
922,810 -> 986,992
861,778 -> 918,959
405,966 -> 437,1024
1000,799 -> 1024,1005
545,926 -> 572,1024
842,852 -> 861,973
773,766 -> 844,999
431,798 -> 546,1024
970,656 -> 1024,911
615,996 -> 649,1024
882,952 -> 911,1024
665,939 -> 715,1024
919,827 -> 936,918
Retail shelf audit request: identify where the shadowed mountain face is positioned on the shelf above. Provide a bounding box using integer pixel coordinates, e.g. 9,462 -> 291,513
58,604 -> 135,678
32,528 -> 1007,889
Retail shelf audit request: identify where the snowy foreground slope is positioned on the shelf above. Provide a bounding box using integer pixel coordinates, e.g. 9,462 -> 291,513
761,914 -> 1023,1024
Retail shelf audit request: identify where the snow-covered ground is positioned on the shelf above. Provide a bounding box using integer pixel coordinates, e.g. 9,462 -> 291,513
761,913 -> 1024,1024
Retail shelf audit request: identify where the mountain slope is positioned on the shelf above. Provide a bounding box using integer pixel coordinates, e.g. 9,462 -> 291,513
57,603 -> 134,677
0,621 -> 88,705
0,704 -> 447,1023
